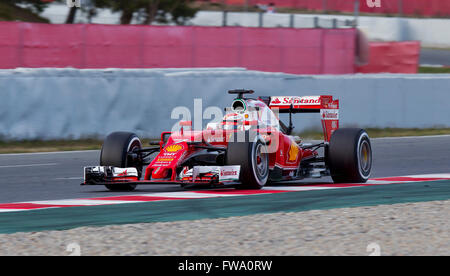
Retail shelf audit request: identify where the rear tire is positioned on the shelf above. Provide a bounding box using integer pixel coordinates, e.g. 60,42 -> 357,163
100,131 -> 142,191
226,131 -> 269,189
328,128 -> 372,183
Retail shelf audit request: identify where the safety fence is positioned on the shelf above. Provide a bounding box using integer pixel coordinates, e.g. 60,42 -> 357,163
205,0 -> 450,17
191,12 -> 450,48
202,10 -> 355,28
0,22 -> 355,74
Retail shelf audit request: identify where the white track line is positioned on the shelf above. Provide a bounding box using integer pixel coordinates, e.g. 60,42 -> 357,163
0,209 -> 24,213
404,173 -> 450,178
25,199 -> 143,206
0,163 -> 58,169
373,134 -> 450,140
264,186 -> 337,191
364,180 -> 404,185
0,150 -> 98,156
139,192 -> 239,198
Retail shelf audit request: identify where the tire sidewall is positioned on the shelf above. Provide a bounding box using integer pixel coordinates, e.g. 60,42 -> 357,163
100,132 -> 142,168
328,128 -> 372,183
355,131 -> 371,181
250,136 -> 269,188
226,131 -> 269,189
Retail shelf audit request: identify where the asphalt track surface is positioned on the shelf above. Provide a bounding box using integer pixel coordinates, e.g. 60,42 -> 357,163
0,135 -> 449,204
420,48 -> 450,66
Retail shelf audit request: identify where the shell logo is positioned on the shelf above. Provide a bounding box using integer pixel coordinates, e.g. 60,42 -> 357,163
165,144 -> 183,152
288,143 -> 299,162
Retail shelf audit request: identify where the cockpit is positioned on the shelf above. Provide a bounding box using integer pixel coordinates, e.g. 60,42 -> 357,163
207,98 -> 281,132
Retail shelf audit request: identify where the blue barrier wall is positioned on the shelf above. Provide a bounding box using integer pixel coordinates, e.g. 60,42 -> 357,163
1,68 -> 449,139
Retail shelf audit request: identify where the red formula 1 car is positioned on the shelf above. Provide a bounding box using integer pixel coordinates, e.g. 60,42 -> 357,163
82,89 -> 372,191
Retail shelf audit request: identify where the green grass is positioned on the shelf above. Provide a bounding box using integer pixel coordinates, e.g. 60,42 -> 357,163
0,139 -> 103,154
298,128 -> 450,140
1,128 -> 450,154
419,67 -> 450,74
0,138 -> 160,154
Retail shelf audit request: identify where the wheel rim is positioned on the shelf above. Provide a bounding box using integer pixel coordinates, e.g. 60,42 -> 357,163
127,138 -> 142,183
253,143 -> 268,181
358,139 -> 371,176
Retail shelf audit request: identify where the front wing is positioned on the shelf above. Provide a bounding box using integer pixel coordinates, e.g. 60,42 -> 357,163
81,165 -> 241,187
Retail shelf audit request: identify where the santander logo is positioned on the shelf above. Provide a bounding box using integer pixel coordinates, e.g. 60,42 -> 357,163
271,98 -> 281,104
271,96 -> 321,106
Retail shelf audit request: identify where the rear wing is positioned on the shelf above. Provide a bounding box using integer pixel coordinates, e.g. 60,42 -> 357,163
262,95 -> 339,142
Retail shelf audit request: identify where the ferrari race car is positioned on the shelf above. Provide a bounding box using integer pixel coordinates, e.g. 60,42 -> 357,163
82,89 -> 372,191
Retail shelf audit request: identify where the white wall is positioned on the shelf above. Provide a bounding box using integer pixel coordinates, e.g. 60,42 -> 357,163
1,68 -> 449,140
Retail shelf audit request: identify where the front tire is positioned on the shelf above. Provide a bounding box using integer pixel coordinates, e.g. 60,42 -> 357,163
100,131 -> 142,191
226,132 -> 269,189
328,128 -> 372,183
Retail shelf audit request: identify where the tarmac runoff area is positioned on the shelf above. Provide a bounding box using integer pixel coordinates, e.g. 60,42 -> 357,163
0,199 -> 448,256
0,135 -> 448,255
